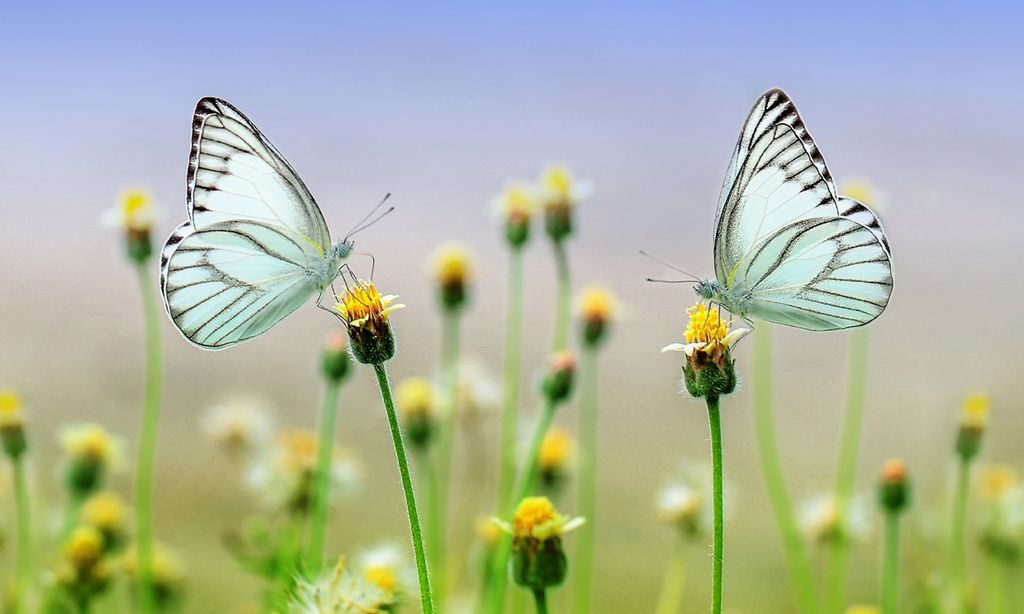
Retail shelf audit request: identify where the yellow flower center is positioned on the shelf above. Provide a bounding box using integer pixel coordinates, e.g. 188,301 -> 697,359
501,184 -> 535,220
120,190 -> 154,231
64,424 -> 114,462
66,526 -> 104,569
538,427 -> 573,471
84,492 -> 126,531
397,378 -> 434,419
432,243 -> 471,286
542,166 -> 573,200
514,496 -> 558,537
278,430 -> 320,471
962,393 -> 990,429
0,390 -> 23,427
981,465 -> 1018,501
335,281 -> 402,328
364,565 -> 397,591
477,516 -> 502,546
684,303 -> 728,345
579,287 -> 615,323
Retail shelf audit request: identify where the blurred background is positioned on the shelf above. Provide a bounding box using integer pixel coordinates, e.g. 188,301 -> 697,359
2,1 -> 1023,611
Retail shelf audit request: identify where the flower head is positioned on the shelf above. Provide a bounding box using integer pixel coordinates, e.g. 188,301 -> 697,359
0,389 -> 27,459
59,423 -> 123,498
538,426 -> 575,489
356,544 -> 412,604
662,303 -> 749,399
321,330 -> 353,383
877,458 -> 911,513
121,541 -> 185,608
800,493 -> 870,546
103,189 -> 159,263
200,397 -> 274,455
396,377 -> 437,448
541,352 -> 576,404
56,526 -> 111,602
538,165 -> 590,242
455,359 -> 501,423
335,280 -> 405,364
431,242 -> 473,312
957,393 -> 990,461
83,491 -> 128,551
978,465 -> 1024,562
493,182 -> 537,248
248,429 -> 362,512
477,516 -> 503,550
577,287 -> 616,347
289,557 -> 391,614
497,496 -> 584,590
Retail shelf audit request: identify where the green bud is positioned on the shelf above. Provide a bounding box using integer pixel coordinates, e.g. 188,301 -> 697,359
682,345 -> 737,400
505,217 -> 530,248
541,353 -> 575,404
126,229 -> 153,264
513,535 -> 568,590
878,459 -> 911,513
349,325 -> 396,365
1,424 -> 27,460
321,335 -> 352,383
66,457 -> 104,499
956,425 -> 984,462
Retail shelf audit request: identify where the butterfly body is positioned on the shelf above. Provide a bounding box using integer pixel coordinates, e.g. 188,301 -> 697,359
700,89 -> 893,331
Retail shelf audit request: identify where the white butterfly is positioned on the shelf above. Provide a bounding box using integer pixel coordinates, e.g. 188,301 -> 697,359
160,98 -> 380,349
690,89 -> 893,331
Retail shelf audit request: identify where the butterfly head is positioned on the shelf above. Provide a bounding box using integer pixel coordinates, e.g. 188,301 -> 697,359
695,279 -> 719,301
333,239 -> 354,260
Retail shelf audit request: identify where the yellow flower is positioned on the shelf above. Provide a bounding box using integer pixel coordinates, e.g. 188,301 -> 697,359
578,287 -> 617,346
505,496 -> 584,541
66,526 -> 104,571
961,394 -> 990,430
431,242 -> 472,288
83,492 -> 128,536
800,493 -> 870,545
104,189 -> 158,233
662,302 -> 749,399
60,423 -> 121,466
980,465 -> 1019,502
538,165 -> 590,242
335,280 -> 404,364
538,426 -> 574,474
477,516 -> 503,548
657,484 -> 704,534
0,390 -> 23,428
396,378 -> 435,420
357,545 -> 410,598
495,183 -> 536,222
289,557 -> 391,613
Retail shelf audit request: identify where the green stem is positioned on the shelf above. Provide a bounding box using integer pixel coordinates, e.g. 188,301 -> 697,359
497,249 -> 524,519
12,456 -> 32,610
551,240 -> 571,353
373,363 -> 436,614
986,555 -> 1007,614
655,538 -> 687,614
533,588 -> 550,614
60,493 -> 85,542
572,346 -> 599,614
417,445 -> 443,601
706,396 -> 724,614
433,309 -> 461,601
825,329 -> 869,613
752,326 -> 819,614
881,511 -> 901,614
307,378 -> 341,569
951,457 -> 971,611
486,398 -> 559,613
270,512 -> 305,609
134,261 -> 162,614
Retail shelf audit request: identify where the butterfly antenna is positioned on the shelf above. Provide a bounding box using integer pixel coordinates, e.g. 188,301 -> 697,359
345,193 -> 393,240
645,277 -> 699,284
639,250 -> 703,280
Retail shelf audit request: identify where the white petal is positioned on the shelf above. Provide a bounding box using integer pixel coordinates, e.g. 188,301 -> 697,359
722,328 -> 752,347
661,343 -> 686,353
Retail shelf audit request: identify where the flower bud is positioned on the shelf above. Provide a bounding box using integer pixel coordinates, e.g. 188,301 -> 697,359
494,184 -> 536,249
500,497 -> 584,591
877,458 -> 911,513
431,242 -> 472,313
662,304 -> 749,401
335,281 -> 404,365
83,492 -> 128,552
396,377 -> 437,449
577,287 -> 615,348
538,166 -> 588,244
541,352 -> 576,404
321,331 -> 353,383
0,391 -> 27,460
104,190 -> 158,264
538,427 -> 574,491
60,423 -> 120,499
956,394 -> 989,461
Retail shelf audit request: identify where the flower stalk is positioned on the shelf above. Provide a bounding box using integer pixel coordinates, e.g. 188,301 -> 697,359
307,379 -> 341,568
655,538 -> 688,614
497,248 -> 525,523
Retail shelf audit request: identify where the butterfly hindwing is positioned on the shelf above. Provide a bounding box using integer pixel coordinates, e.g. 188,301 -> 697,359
188,97 -> 331,252
160,219 -> 321,349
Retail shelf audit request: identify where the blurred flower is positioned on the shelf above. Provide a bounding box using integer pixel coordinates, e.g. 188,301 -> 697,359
357,544 -> 413,604
200,397 -> 273,455
321,330 -> 353,383
248,429 -> 361,513
537,426 -> 575,488
957,393 -> 990,461
492,182 -> 536,248
56,526 -> 110,603
978,465 -> 1024,563
538,165 -> 591,242
800,493 -> 870,546
59,423 -> 123,498
335,280 -> 404,364
396,377 -> 437,449
0,390 -> 26,460
122,541 -> 185,609
877,458 -> 911,514
840,178 -> 887,214
82,491 -> 128,552
431,242 -> 473,312
289,557 -> 391,614
655,463 -> 717,538
455,359 -> 501,422
541,352 -> 576,404
662,303 -> 748,399
980,465 -> 1019,502
496,496 -> 584,590
477,516 -> 503,551
103,189 -> 159,263
577,286 -> 616,348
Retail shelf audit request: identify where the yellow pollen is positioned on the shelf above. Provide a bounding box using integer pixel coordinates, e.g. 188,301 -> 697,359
684,303 -> 729,345
514,496 -> 558,536
335,281 -> 401,328
364,565 -> 397,591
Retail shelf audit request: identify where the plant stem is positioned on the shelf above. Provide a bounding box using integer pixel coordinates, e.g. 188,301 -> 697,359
825,329 -> 869,613
433,309 -> 461,601
752,326 -> 819,614
533,588 -> 550,614
12,456 -> 32,610
986,555 -> 1007,614
373,363 -> 435,614
497,249 -> 524,519
951,457 -> 971,611
572,346 -> 599,614
881,511 -> 901,614
307,378 -> 341,569
486,398 -> 559,613
655,538 -> 687,614
706,396 -> 725,614
551,240 -> 571,353
134,261 -> 162,614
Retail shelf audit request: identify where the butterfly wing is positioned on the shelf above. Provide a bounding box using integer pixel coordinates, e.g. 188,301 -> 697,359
838,196 -> 891,255
188,97 -> 331,253
713,89 -> 839,286
160,220 -> 323,349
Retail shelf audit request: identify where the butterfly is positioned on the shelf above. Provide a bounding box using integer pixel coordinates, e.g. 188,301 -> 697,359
677,89 -> 893,331
160,98 -> 387,349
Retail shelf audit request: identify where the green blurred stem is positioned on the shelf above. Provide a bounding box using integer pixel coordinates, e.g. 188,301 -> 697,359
551,240 -> 571,352
655,537 -> 687,614
60,493 -> 85,542
486,397 -> 559,613
825,329 -> 870,613
533,589 -> 550,614
572,346 -> 599,614
753,326 -> 819,614
307,378 -> 341,569
707,395 -> 724,614
881,511 -> 901,614
986,555 -> 1008,614
497,249 -> 524,520
134,261 -> 162,614
416,445 -> 442,601
12,456 -> 32,611
433,309 -> 461,601
951,457 -> 971,611
373,363 -> 436,614
270,512 -> 305,609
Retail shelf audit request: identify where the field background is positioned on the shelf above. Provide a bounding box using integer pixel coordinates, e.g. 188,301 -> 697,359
2,2 -> 1023,612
